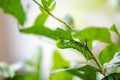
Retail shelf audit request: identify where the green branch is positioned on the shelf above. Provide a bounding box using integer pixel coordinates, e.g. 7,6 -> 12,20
82,42 -> 106,76
33,0 -> 72,30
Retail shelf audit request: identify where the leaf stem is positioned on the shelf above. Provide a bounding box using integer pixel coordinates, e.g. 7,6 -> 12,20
82,42 -> 106,76
33,0 -> 72,30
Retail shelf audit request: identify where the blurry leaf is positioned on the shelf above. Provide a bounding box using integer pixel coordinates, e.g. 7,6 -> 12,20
103,52 -> 120,74
0,62 -> 22,78
24,48 -> 42,80
54,28 -> 73,40
51,64 -> 99,80
63,15 -> 75,27
102,73 -> 120,80
52,50 -> 70,70
34,13 -> 48,26
99,43 -> 119,65
20,25 -> 57,40
110,24 -> 120,38
50,50 -> 72,80
74,27 -> 112,44
0,63 -> 11,78
4,73 -> 25,80
5,49 -> 43,80
56,39 -> 93,60
9,63 -> 23,78
0,0 -> 26,25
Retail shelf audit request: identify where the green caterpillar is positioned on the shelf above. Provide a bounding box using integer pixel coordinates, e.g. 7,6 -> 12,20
56,39 -> 93,60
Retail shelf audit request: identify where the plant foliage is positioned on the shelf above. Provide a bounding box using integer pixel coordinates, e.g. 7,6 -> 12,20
0,0 -> 26,25
0,0 -> 120,80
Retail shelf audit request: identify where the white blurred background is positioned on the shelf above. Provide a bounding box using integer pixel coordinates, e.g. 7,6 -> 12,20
0,0 -> 120,79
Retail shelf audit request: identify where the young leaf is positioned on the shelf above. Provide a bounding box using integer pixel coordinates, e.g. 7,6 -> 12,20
51,64 -> 99,80
74,27 -> 112,43
102,73 -> 120,80
47,0 -> 54,6
54,28 -> 73,40
50,50 -> 72,80
0,0 -> 26,25
110,24 -> 120,38
56,39 -> 93,60
103,52 -> 120,74
34,13 -> 48,26
41,0 -> 56,12
41,0 -> 49,11
49,2 -> 56,12
99,43 -> 119,65
20,25 -> 57,40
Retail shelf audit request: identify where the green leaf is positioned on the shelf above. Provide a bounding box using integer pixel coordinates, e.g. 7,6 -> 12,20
83,71 -> 97,80
74,27 -> 112,44
54,28 -> 73,40
39,6 -> 48,14
34,13 -> 48,26
49,2 -> 56,12
51,64 -> 99,74
0,0 -> 26,25
47,0 -> 54,6
102,73 -> 120,80
110,24 -> 120,38
20,26 -> 72,40
99,43 -> 119,65
41,0 -> 56,11
52,50 -> 70,70
56,39 -> 93,60
20,25 -> 57,40
103,52 -> 120,74
51,64 -> 99,80
50,50 -> 72,80
41,0 -> 49,11
86,40 -> 93,49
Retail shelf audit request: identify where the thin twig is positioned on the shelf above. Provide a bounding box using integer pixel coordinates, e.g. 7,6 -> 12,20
33,0 -> 72,29
82,42 -> 106,76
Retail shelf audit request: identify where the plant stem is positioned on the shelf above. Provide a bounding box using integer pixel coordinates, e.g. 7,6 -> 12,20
33,0 -> 72,30
33,0 -> 106,76
48,12 -> 72,29
82,42 -> 106,76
